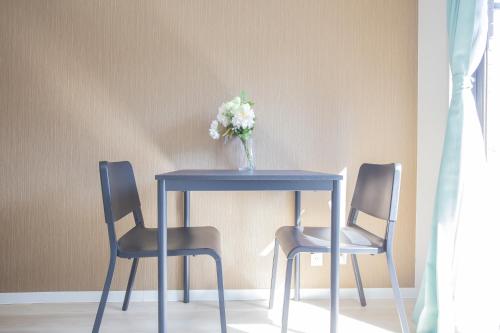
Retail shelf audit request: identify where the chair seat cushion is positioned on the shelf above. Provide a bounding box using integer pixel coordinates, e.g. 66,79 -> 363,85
275,225 -> 385,258
117,225 -> 221,259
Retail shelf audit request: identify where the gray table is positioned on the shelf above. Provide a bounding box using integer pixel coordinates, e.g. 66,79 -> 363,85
155,170 -> 343,333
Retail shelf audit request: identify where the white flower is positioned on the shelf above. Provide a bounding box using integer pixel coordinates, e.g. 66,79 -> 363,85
226,96 -> 241,110
210,93 -> 256,141
231,103 -> 255,130
209,120 -> 220,140
216,104 -> 231,127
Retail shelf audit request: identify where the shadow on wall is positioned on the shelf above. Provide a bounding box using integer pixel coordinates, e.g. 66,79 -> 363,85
0,0 -> 300,292
0,1 -> 226,291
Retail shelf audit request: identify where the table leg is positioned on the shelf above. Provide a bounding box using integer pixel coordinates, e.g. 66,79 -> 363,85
183,191 -> 190,304
294,191 -> 301,301
158,180 -> 167,333
330,182 -> 341,333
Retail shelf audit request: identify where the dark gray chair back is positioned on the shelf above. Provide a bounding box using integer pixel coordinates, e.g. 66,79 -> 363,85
350,163 -> 401,222
99,161 -> 142,224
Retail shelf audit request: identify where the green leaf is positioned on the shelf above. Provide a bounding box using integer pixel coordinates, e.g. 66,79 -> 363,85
240,91 -> 248,103
240,91 -> 254,106
238,129 -> 253,141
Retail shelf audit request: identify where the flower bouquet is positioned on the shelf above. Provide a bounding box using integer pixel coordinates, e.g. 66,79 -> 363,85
209,92 -> 256,170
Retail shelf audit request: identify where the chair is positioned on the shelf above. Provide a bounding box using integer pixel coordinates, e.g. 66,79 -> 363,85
269,163 -> 409,333
93,161 -> 226,333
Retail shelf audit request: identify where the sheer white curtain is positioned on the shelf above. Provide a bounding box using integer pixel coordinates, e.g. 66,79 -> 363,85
414,0 -> 500,332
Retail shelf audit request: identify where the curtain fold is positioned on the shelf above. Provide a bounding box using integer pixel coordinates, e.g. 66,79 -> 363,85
414,0 -> 489,332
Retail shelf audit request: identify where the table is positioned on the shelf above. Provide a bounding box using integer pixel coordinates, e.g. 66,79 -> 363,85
155,170 -> 343,333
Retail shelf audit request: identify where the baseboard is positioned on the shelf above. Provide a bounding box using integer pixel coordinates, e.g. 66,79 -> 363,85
0,288 -> 416,304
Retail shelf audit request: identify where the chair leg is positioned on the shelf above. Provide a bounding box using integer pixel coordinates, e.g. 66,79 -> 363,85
386,252 -> 410,333
269,239 -> 279,309
281,258 -> 294,333
294,254 -> 300,301
215,258 -> 227,333
351,254 -> 366,307
122,258 -> 139,311
92,254 -> 117,333
183,255 -> 190,303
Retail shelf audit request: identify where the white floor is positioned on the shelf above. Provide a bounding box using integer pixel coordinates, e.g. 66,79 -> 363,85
0,299 -> 415,333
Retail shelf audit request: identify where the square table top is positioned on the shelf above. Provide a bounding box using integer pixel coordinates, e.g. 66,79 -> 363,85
155,169 -> 342,181
155,169 -> 342,191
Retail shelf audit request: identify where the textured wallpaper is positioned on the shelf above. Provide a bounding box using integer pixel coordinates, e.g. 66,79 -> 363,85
0,0 -> 417,292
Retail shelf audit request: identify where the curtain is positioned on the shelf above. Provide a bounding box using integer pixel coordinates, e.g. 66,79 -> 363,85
414,0 -> 491,332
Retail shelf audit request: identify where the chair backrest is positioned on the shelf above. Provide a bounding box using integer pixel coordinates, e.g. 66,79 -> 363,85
99,161 -> 141,224
350,163 -> 401,222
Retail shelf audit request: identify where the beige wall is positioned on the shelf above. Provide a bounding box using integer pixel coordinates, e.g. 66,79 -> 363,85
0,0 -> 417,292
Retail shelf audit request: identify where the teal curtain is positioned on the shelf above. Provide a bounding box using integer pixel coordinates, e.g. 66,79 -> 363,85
414,0 -> 489,332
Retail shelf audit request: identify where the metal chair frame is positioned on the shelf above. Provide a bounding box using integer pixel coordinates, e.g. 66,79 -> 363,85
93,161 -> 226,333
269,163 -> 409,333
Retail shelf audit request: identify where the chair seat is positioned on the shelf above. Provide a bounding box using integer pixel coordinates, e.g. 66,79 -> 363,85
117,225 -> 221,259
275,225 -> 385,258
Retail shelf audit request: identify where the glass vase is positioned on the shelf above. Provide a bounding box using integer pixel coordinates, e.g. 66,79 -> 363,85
238,137 -> 255,171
